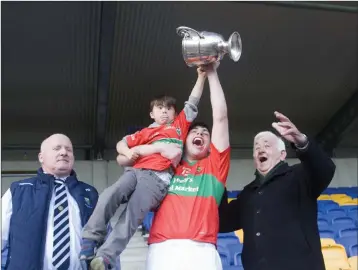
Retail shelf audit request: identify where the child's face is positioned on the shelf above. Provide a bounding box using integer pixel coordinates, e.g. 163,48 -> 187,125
150,104 -> 176,125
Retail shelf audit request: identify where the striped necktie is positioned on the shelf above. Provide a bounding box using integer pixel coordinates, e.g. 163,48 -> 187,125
52,179 -> 70,270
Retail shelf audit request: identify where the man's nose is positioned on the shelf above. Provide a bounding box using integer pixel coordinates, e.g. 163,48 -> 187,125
59,148 -> 68,155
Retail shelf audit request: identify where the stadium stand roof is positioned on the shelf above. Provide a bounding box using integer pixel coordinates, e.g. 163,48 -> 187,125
2,1 -> 357,160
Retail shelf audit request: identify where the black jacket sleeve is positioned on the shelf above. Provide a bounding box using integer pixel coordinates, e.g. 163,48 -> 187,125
218,188 -> 243,233
294,138 -> 336,198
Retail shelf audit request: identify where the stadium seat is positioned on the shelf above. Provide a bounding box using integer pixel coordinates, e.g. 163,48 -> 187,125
327,208 -> 347,218
348,256 -> 357,270
336,237 -> 358,257
223,266 -> 243,270
218,249 -> 230,266
234,229 -> 244,243
318,194 -> 332,200
332,216 -> 355,225
341,206 -> 357,213
321,244 -> 351,269
143,212 -> 154,231
233,252 -> 243,266
321,238 -> 336,246
339,228 -> 358,238
323,204 -> 341,213
330,194 -> 348,200
226,243 -> 243,265
318,218 -> 330,227
350,244 -> 358,257
319,229 -> 335,239
218,232 -> 237,238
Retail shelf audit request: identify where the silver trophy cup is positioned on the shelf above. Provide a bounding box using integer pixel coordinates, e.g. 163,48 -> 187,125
176,26 -> 242,67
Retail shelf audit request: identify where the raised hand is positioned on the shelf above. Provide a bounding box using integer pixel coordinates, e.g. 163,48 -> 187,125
272,111 -> 307,146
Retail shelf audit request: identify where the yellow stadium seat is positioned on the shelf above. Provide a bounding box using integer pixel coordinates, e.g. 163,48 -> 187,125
330,194 -> 349,199
332,196 -> 352,204
322,244 -> 351,269
337,198 -> 354,204
318,194 -> 332,200
321,238 -> 336,247
348,256 -> 357,270
235,229 -> 244,243
339,201 -> 357,206
324,266 -> 352,270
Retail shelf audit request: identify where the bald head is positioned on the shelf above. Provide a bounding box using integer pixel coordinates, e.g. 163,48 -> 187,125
40,133 -> 71,151
39,133 -> 74,177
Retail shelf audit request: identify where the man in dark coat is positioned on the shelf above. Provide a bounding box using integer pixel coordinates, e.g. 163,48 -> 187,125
219,111 -> 336,270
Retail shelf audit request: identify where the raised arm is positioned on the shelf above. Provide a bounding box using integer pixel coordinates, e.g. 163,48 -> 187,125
206,63 -> 229,152
272,111 -> 336,197
177,67 -> 207,127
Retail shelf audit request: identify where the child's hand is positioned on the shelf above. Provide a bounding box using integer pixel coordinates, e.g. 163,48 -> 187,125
197,66 -> 207,79
160,144 -> 183,162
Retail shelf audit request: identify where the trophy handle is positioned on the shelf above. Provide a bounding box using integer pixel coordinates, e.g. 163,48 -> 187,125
227,32 -> 242,62
176,26 -> 204,39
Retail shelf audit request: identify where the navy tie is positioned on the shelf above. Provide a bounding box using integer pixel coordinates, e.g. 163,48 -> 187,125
52,179 -> 70,270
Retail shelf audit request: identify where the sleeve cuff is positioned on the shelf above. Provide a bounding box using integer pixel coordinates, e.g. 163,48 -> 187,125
294,134 -> 309,151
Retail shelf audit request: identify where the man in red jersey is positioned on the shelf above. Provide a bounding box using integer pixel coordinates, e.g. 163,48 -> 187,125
80,68 -> 207,270
143,62 -> 230,270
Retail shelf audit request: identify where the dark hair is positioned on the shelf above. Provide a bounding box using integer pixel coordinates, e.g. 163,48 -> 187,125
150,95 -> 177,112
189,122 -> 211,134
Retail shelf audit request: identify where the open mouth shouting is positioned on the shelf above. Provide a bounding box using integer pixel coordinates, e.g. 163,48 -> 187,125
192,137 -> 204,148
259,156 -> 268,163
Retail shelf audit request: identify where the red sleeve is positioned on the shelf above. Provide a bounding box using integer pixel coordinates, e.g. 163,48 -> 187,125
125,128 -> 150,148
173,110 -> 192,141
208,143 -> 231,185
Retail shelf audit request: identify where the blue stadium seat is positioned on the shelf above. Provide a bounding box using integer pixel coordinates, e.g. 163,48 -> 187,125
227,191 -> 239,198
332,216 -> 355,226
218,237 -> 241,248
219,232 -> 237,238
339,227 -> 358,238
233,252 -> 243,266
327,208 -> 346,217
318,218 -> 329,227
322,187 -> 338,195
350,244 -> 358,257
223,266 -> 243,270
341,205 -> 358,213
336,236 -> 358,257
319,229 -> 335,239
226,243 -> 243,265
218,249 -> 230,266
321,203 -> 340,213
143,212 -> 154,231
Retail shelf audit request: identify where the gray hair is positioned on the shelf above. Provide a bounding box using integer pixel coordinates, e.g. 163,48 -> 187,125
254,131 -> 286,152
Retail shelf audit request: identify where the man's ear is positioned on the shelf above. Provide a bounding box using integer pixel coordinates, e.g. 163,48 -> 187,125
280,150 -> 287,161
38,152 -> 44,164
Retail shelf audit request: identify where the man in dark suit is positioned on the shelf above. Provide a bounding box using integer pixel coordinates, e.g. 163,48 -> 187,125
219,112 -> 336,270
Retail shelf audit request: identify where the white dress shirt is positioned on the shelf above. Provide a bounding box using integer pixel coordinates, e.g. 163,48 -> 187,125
1,176 -> 83,270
